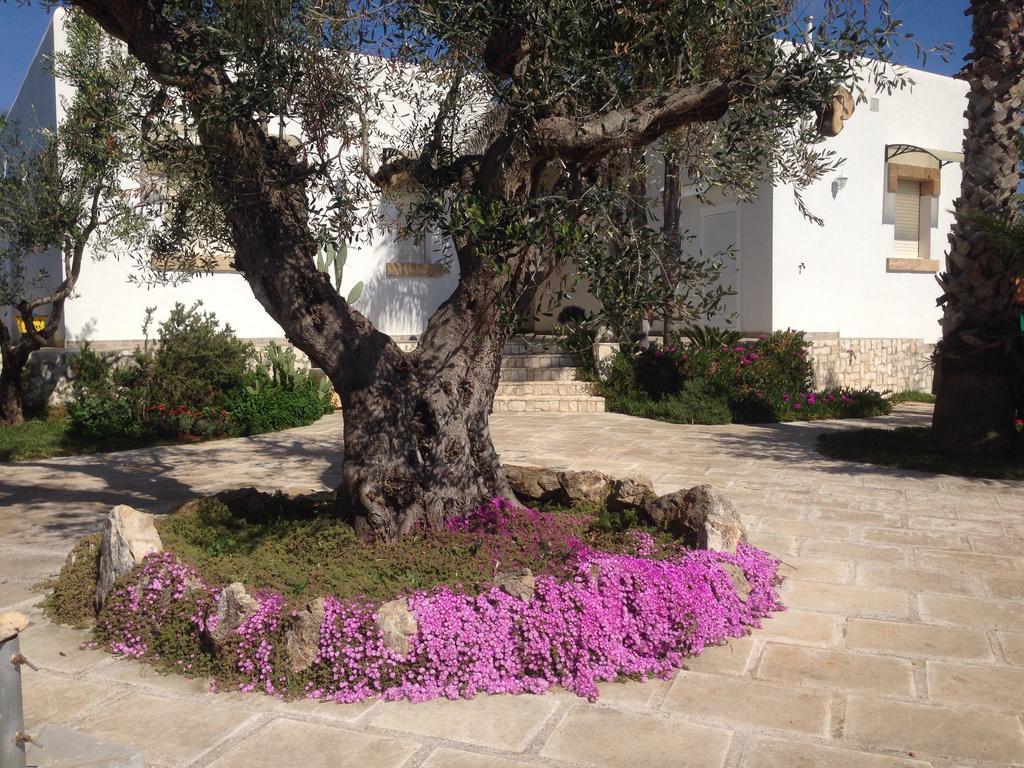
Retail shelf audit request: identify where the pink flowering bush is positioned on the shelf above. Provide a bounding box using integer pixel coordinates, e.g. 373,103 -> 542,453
92,499 -> 783,703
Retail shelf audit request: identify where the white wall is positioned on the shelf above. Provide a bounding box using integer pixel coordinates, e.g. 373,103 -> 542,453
1,11 -> 67,341
770,64 -> 967,341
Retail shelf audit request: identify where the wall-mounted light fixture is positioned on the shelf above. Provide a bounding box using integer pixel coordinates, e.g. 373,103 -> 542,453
835,173 -> 849,191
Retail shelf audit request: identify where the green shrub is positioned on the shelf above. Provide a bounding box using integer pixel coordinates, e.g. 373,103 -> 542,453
605,379 -> 732,424
68,396 -> 140,440
68,342 -> 118,401
137,302 -> 253,410
230,377 -> 329,436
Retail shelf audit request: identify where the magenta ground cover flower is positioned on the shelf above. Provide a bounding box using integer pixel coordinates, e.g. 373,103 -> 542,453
98,501 -> 783,704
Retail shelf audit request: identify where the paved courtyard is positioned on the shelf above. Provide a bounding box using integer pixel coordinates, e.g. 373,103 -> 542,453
1,403 -> 1022,768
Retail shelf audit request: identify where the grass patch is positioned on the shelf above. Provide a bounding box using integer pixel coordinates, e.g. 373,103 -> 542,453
890,390 -> 936,404
0,409 -> 239,462
818,427 -> 1024,480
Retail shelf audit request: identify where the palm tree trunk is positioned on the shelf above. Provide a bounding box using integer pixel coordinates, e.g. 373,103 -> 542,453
932,0 -> 1024,453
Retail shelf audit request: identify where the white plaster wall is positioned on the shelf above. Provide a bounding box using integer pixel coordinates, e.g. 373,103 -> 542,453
1,11 -> 67,340
770,64 -> 967,341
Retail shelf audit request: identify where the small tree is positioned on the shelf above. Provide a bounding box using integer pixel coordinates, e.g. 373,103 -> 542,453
0,14 -> 151,425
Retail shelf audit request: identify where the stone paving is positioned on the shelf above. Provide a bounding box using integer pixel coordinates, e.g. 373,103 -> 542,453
1,403 -> 1023,768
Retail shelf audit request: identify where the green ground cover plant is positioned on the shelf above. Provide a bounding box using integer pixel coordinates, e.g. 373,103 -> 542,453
818,427 -> 1024,480
601,330 -> 893,424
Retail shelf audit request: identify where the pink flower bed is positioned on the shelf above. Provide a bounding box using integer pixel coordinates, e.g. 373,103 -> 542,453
96,500 -> 783,703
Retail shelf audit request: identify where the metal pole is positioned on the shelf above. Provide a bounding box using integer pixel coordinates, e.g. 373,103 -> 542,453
1,613 -> 30,768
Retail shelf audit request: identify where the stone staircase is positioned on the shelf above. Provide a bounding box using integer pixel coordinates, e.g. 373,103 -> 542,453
492,339 -> 605,414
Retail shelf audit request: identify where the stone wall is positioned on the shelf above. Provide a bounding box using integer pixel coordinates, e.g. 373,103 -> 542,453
807,334 -> 935,393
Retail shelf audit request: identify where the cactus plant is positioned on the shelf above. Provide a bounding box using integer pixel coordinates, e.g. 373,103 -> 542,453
316,240 -> 363,305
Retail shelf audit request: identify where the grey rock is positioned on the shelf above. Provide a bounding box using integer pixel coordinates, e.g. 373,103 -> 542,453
209,582 -> 259,650
286,597 -> 327,672
96,505 -> 163,610
609,473 -> 655,511
643,484 -> 745,553
494,568 -> 536,601
376,598 -> 418,657
503,465 -> 562,504
720,563 -> 751,603
557,469 -> 611,506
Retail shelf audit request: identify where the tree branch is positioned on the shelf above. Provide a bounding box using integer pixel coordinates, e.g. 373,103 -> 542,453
532,79 -> 733,164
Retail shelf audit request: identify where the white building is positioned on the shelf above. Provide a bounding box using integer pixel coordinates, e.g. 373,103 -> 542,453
4,10 -> 967,391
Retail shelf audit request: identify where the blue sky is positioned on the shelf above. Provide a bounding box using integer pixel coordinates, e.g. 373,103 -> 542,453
1,0 -> 971,114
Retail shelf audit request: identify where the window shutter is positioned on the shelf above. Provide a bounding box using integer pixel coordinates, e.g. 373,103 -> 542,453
893,179 -> 921,258
700,209 -> 741,325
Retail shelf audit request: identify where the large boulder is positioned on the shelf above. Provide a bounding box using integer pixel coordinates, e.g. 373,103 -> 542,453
608,473 -> 655,512
503,465 -> 562,505
376,598 -> 418,657
95,505 -> 163,609
643,484 -> 745,553
557,470 -> 612,506
494,568 -> 536,602
286,597 -> 327,672
208,582 -> 259,652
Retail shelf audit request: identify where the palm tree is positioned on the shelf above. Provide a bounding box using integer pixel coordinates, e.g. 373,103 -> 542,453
932,0 -> 1024,453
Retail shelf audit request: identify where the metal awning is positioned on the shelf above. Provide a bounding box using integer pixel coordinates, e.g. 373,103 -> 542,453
886,143 -> 964,169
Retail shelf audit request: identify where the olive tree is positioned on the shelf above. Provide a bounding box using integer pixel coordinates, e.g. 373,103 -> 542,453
0,15 -> 154,425
64,0 -> 914,539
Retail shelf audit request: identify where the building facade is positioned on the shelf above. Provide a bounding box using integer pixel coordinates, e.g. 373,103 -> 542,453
4,10 -> 967,393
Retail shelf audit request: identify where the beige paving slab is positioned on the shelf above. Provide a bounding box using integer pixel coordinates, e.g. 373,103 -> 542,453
846,619 -> 994,661
540,706 -> 732,768
77,691 -> 255,766
863,528 -> 966,551
745,533 -> 800,558
22,672 -> 117,728
421,748 -> 543,768
855,565 -> 981,596
757,609 -> 840,647
800,540 -> 907,565
969,534 -> 1024,556
844,695 -> 1024,764
926,660 -> 1024,712
740,737 -> 933,768
17,623 -> 110,674
905,515 -> 1004,536
781,581 -> 911,618
919,594 -> 1024,633
816,509 -> 904,527
369,693 -> 558,752
682,635 -> 757,675
984,575 -> 1024,600
999,632 -> 1024,666
756,519 -> 853,540
208,718 -> 418,768
756,644 -> 916,696
776,557 -> 853,584
916,549 -> 1024,577
663,671 -> 830,736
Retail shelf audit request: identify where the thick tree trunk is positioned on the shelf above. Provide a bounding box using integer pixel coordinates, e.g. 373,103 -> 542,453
0,347 -> 28,428
333,241 -> 518,541
932,0 -> 1024,453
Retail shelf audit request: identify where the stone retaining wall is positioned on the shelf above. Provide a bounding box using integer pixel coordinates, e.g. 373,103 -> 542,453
807,334 -> 935,393
595,334 -> 936,393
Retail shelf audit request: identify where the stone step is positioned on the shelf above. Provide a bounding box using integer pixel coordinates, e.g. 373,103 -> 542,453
501,353 -> 579,369
492,394 -> 605,413
499,366 -> 584,382
495,380 -> 597,398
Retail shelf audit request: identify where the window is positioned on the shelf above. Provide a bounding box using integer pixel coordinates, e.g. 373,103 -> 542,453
893,179 -> 922,259
385,195 -> 451,278
700,207 -> 741,326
